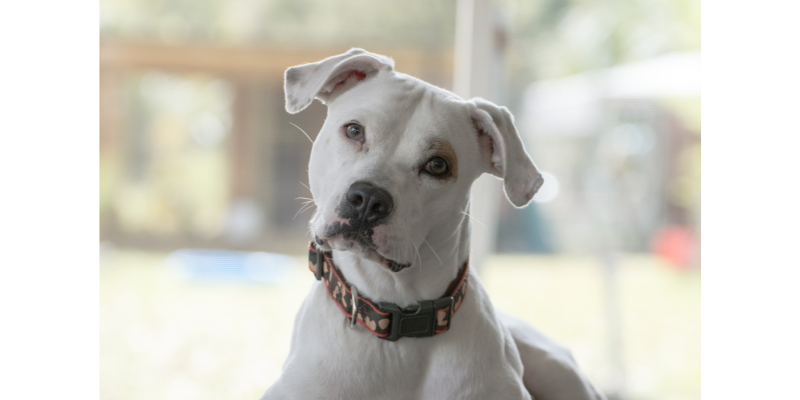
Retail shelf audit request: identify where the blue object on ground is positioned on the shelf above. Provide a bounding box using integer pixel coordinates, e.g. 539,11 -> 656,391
167,249 -> 294,283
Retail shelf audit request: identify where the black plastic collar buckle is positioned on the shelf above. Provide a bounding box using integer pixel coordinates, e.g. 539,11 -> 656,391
309,246 -> 325,281
378,296 -> 455,341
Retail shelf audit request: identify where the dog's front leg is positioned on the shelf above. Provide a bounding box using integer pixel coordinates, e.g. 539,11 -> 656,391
499,311 -> 607,400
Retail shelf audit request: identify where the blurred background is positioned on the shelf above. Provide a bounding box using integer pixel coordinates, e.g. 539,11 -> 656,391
99,0 -> 700,399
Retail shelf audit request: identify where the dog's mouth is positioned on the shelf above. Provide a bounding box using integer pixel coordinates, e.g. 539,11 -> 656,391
316,226 -> 411,272
364,247 -> 411,273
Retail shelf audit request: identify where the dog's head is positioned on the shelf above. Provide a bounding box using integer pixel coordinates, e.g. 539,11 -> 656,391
285,49 -> 543,271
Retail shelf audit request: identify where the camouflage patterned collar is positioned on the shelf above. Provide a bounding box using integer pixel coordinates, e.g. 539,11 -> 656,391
308,243 -> 469,341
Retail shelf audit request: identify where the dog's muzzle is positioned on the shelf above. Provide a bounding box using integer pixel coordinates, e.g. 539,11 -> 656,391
321,181 -> 411,271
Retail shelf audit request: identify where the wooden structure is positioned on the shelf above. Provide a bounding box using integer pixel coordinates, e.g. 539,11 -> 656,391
99,41 -> 454,251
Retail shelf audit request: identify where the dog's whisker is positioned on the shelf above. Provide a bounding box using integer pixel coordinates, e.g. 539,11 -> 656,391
410,232 -> 443,267
299,181 -> 311,191
293,207 -> 309,221
294,196 -> 328,223
289,122 -> 314,144
410,236 -> 423,271
421,237 -> 443,267
295,201 -> 316,211
402,233 -> 418,270
339,252 -> 359,271
299,199 -> 317,208
409,236 -> 421,270
294,202 -> 317,220
305,197 -> 328,209
462,211 -> 487,229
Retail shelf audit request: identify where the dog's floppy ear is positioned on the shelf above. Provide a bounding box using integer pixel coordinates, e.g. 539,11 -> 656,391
471,98 -> 544,208
284,48 -> 395,114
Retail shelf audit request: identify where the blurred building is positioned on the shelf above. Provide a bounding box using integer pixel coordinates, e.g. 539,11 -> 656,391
496,52 -> 700,255
99,42 -> 453,252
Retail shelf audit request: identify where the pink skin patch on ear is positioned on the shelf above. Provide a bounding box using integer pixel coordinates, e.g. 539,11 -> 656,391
332,71 -> 367,93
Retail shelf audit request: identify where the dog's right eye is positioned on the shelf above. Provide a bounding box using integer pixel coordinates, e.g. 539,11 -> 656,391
344,123 -> 365,140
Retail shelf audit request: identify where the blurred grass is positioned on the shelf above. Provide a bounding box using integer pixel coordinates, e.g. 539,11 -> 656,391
482,255 -> 700,400
100,249 -> 699,400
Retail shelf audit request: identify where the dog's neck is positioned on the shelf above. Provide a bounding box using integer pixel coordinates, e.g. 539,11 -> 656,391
330,200 -> 472,309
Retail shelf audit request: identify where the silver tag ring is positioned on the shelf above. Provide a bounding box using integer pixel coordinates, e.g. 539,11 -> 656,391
349,284 -> 359,328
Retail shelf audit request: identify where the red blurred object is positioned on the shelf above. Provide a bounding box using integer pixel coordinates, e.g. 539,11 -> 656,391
652,225 -> 696,270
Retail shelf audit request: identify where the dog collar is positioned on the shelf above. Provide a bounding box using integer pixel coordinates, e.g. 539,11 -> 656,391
308,243 -> 469,341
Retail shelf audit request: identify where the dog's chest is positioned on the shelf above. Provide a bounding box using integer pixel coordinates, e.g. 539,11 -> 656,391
270,283 -> 529,400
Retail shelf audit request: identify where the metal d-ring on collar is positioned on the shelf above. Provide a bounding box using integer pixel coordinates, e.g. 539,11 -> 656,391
349,284 -> 359,328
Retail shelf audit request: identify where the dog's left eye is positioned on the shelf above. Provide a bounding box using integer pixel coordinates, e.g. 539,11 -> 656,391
424,157 -> 450,177
345,123 -> 364,140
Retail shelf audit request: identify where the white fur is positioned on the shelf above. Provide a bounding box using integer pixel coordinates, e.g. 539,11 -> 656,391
262,49 -> 605,400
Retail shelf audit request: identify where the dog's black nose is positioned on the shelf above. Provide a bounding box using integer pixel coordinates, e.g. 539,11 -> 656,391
346,181 -> 394,225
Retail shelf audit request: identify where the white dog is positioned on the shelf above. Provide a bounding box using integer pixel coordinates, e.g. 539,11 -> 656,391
261,49 -> 605,400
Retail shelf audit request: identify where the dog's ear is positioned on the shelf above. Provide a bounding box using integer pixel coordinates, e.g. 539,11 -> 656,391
284,48 -> 395,114
471,98 -> 544,208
